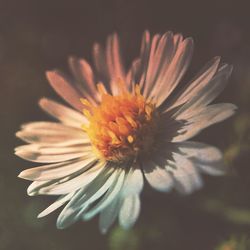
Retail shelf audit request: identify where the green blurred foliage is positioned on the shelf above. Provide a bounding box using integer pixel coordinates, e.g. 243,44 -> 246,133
109,227 -> 139,250
215,235 -> 250,250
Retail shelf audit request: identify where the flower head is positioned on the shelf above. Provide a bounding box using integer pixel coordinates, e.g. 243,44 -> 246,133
16,31 -> 236,233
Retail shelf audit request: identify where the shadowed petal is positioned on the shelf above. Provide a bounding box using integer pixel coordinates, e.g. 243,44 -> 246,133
143,160 -> 174,192
99,196 -> 121,234
56,166 -> 116,229
83,170 -> 125,221
171,153 -> 203,194
121,165 -> 144,197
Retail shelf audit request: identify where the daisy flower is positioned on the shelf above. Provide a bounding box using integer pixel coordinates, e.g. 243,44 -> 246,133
16,31 -> 236,233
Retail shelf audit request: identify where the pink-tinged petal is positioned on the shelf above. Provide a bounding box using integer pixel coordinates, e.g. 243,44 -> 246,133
126,58 -> 141,92
150,37 -> 194,106
161,56 -> 221,112
15,144 -> 91,156
142,33 -> 162,96
46,70 -> 83,111
106,33 -> 126,95
39,98 -> 87,127
16,126 -> 88,145
20,121 -> 82,132
92,43 -> 110,87
174,64 -> 233,117
68,57 -> 100,103
138,30 -> 151,92
15,150 -> 85,163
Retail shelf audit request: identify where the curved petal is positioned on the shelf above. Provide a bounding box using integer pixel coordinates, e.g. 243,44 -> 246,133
142,160 -> 173,192
27,160 -> 103,196
174,64 -> 233,118
68,57 -> 100,103
161,56 -> 220,112
99,196 -> 121,234
56,166 -> 116,229
82,170 -> 125,221
106,33 -> 126,95
171,153 -> 203,194
46,71 -> 84,111
38,192 -> 75,218
119,194 -> 140,230
15,150 -> 86,163
39,98 -> 87,127
18,155 -> 97,181
172,103 -> 237,142
177,141 -> 225,175
121,165 -> 144,197
146,36 -> 194,106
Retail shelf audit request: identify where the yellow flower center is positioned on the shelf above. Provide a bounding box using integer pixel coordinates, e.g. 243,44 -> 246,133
81,81 -> 159,162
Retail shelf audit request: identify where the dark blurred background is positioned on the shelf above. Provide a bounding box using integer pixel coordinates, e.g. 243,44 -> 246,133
0,0 -> 250,249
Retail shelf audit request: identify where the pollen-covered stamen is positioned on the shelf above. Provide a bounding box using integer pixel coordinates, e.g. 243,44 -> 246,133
81,81 -> 159,162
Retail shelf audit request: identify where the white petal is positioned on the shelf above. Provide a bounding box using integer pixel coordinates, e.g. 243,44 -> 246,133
143,160 -> 173,192
56,166 -> 116,229
15,150 -> 85,163
15,144 -> 91,156
177,141 -> 225,175
83,169 -> 125,221
171,153 -> 203,194
16,127 -> 87,145
121,165 -> 144,197
39,98 -> 87,128
174,64 -> 233,118
173,103 -> 237,142
99,196 -> 121,234
27,160 -> 102,195
20,121 -> 82,131
38,192 -> 75,218
18,155 -> 97,181
119,194 -> 140,230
